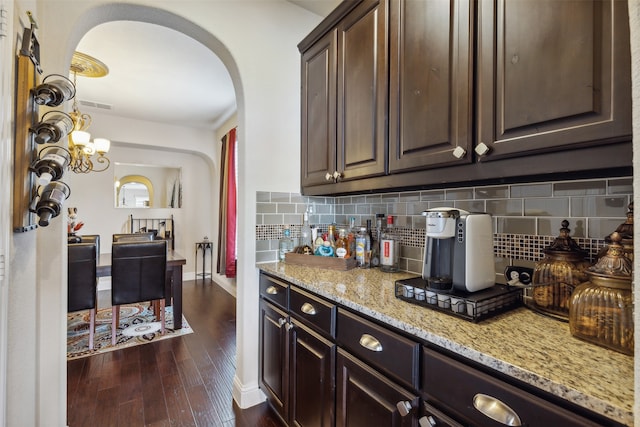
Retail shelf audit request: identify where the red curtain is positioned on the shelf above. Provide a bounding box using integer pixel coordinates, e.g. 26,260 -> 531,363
217,127 -> 237,278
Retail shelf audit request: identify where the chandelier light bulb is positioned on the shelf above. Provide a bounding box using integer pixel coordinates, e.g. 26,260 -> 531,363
93,138 -> 111,154
71,130 -> 90,147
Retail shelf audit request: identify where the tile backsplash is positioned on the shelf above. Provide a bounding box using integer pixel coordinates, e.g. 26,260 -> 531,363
255,177 -> 632,283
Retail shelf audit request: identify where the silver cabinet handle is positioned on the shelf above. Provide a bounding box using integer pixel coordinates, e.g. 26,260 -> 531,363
473,393 -> 522,426
475,142 -> 490,156
359,333 -> 382,352
332,170 -> 342,181
286,322 -> 294,331
266,285 -> 278,295
301,302 -> 317,315
325,172 -> 333,181
278,317 -> 286,327
418,416 -> 437,427
396,401 -> 412,417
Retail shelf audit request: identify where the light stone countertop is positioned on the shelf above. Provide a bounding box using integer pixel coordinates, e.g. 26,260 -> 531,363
258,261 -> 634,426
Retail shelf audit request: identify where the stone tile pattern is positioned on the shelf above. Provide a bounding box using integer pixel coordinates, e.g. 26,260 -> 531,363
256,177 -> 632,277
259,262 -> 633,426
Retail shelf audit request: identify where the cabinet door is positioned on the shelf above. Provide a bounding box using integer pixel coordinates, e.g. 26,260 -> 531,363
388,0 -> 473,172
301,29 -> 338,188
259,300 -> 289,422
336,0 -> 388,182
336,349 -> 419,427
476,0 -> 631,161
289,320 -> 336,427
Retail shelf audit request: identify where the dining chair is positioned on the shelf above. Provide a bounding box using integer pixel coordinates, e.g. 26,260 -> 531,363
112,232 -> 156,242
68,242 -> 98,350
80,234 -> 100,257
110,240 -> 167,345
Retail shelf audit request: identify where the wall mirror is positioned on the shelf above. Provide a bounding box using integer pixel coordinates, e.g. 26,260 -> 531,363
114,162 -> 182,208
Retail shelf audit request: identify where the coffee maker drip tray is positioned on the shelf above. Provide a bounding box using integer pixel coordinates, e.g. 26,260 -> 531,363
394,277 -> 523,323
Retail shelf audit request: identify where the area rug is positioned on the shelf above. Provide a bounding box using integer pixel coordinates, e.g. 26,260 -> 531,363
67,303 -> 193,360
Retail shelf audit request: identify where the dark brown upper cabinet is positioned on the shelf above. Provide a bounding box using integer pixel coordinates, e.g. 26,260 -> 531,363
475,0 -> 631,161
388,0 -> 474,173
301,29 -> 338,188
299,0 -> 632,196
300,0 -> 388,188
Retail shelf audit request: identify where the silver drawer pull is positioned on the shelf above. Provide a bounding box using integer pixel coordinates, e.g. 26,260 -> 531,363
359,334 -> 383,352
473,393 -> 522,426
301,302 -> 317,315
266,286 -> 278,295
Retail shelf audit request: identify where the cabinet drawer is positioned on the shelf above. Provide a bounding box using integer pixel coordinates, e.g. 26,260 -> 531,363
290,286 -> 336,338
259,273 -> 289,309
422,347 -> 608,427
337,308 -> 419,390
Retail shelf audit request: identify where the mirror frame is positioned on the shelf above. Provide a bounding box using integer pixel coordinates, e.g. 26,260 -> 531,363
115,174 -> 154,208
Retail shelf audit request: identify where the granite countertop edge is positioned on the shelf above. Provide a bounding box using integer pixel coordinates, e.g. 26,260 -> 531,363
257,262 -> 633,426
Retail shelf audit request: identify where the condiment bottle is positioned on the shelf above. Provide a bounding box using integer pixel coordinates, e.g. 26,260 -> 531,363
380,215 -> 400,272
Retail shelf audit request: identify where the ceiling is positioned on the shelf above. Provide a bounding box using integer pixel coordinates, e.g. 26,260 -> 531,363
72,1 -> 338,131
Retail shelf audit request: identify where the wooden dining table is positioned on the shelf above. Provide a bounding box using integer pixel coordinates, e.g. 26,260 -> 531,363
96,250 -> 187,329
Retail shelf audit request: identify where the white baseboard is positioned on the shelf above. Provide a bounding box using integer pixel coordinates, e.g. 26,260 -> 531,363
232,375 -> 266,409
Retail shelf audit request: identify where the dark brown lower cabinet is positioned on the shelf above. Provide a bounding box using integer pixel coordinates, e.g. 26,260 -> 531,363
336,349 -> 419,427
259,298 -> 336,427
260,300 -> 289,421
421,346 -> 624,427
289,319 -> 336,427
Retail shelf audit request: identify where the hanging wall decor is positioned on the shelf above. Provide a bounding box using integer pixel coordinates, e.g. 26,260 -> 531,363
13,13 -> 74,231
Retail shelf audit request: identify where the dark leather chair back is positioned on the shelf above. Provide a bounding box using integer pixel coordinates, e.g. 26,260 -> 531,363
68,242 -> 97,313
112,232 -> 156,243
80,234 -> 100,257
111,240 -> 167,306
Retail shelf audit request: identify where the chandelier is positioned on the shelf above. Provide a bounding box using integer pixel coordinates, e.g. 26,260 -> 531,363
68,51 -> 111,173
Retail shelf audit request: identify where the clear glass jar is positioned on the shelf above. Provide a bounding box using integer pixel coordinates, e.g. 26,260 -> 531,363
569,232 -> 633,355
526,220 -> 589,320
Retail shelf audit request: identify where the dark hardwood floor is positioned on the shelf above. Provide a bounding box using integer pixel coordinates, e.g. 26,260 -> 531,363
67,279 -> 284,427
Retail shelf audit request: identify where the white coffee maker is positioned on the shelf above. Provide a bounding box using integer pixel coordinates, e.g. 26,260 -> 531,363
422,208 -> 495,293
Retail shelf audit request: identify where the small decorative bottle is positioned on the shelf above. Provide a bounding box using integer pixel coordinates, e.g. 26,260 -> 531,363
278,226 -> 294,262
300,210 -> 312,248
380,215 -> 400,272
335,228 -> 351,258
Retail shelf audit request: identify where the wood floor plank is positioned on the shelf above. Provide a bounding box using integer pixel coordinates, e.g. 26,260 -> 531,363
117,398 -> 144,427
67,280 -> 284,427
186,383 -> 223,426
161,372 -> 196,426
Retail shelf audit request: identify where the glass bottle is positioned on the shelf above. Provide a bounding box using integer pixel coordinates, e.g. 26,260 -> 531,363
300,211 -> 312,248
371,214 -> 385,267
355,227 -> 371,268
327,224 -> 337,250
365,220 -> 373,267
278,226 -> 294,261
380,215 -> 400,272
335,228 -> 351,258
